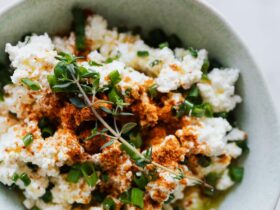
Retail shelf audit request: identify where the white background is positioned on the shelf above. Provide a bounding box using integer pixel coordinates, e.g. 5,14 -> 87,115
205,1 -> 280,209
0,0 -> 279,209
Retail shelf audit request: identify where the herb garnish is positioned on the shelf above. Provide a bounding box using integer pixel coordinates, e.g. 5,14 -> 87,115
173,85 -> 213,118
21,78 -> 41,91
22,133 -> 33,147
188,47 -> 198,58
147,84 -> 158,98
67,162 -> 98,187
19,173 -> 31,186
102,197 -> 116,210
229,166 -> 244,183
137,51 -> 149,57
119,188 -> 144,208
159,42 -> 169,49
47,52 -> 211,188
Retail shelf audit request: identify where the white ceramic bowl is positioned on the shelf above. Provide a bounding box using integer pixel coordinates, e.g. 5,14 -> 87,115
0,0 -> 280,209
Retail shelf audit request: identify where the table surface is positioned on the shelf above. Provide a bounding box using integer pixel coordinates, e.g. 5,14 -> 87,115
0,0 -> 279,209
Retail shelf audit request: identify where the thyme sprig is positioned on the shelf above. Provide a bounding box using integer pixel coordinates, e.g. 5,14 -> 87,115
48,52 -> 211,188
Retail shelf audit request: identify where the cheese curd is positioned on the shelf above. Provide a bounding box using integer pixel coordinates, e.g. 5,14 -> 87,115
197,68 -> 242,112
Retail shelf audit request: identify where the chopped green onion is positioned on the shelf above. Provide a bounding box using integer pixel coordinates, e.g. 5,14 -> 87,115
108,88 -> 122,104
21,78 -> 41,91
12,173 -> 19,182
89,61 -> 103,67
41,190 -> 52,203
19,173 -> 31,186
201,74 -> 209,81
188,47 -> 198,58
67,167 -> 82,183
214,112 -> 228,119
105,52 -> 121,64
203,172 -> 219,197
229,166 -> 244,183
202,58 -> 210,74
188,86 -> 200,99
133,173 -> 148,190
137,51 -> 149,57
192,106 -> 205,117
175,99 -> 213,118
102,197 -> 116,210
131,188 -> 144,208
205,173 -> 220,186
187,85 -> 202,104
22,133 -> 33,147
159,42 -> 169,49
109,70 -> 121,85
119,190 -> 131,204
80,163 -> 98,187
38,117 -> 55,139
175,100 -> 194,118
72,8 -> 86,51
202,103 -> 213,117
41,127 -> 54,139
197,155 -> 211,167
147,84 -> 158,98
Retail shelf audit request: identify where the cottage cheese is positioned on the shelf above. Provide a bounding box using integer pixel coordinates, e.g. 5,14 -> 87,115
0,12 -> 247,210
6,33 -> 57,88
197,68 -> 242,112
197,117 -> 232,156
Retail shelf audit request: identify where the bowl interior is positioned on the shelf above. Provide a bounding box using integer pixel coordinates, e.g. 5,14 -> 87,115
0,0 -> 279,209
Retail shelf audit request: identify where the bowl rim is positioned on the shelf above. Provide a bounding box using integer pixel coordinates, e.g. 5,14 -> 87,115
0,0 -> 280,209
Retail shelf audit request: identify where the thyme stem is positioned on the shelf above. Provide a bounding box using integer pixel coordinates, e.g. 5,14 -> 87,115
71,73 -> 211,188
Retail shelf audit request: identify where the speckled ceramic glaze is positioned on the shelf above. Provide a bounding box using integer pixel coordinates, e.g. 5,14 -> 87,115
0,0 -> 279,209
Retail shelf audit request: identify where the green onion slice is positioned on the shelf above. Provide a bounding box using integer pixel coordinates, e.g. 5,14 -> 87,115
131,188 -> 144,208
21,78 -> 41,91
22,133 -> 33,147
102,197 -> 116,210
229,166 -> 244,183
19,173 -> 31,186
137,51 -> 149,57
